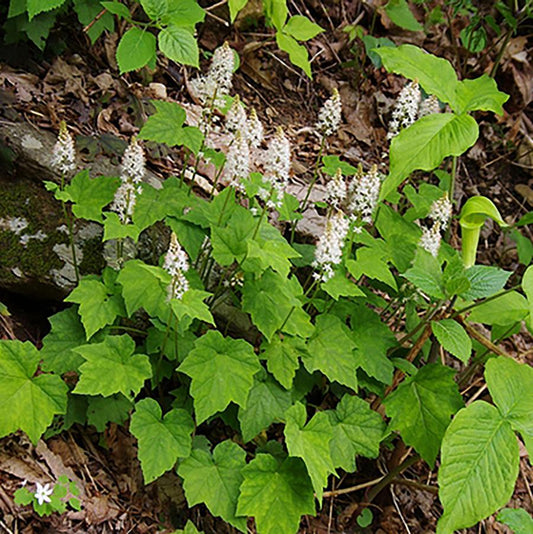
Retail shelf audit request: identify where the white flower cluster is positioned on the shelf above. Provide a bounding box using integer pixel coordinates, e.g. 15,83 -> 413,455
189,42 -> 235,107
387,81 -> 421,139
163,232 -> 190,300
325,168 -> 346,208
418,194 -> 452,257
316,88 -> 342,137
346,165 -> 383,225
225,132 -> 250,193
110,138 -> 145,224
419,94 -> 440,117
51,121 -> 76,175
260,127 -> 291,208
313,210 -> 350,281
247,108 -> 264,149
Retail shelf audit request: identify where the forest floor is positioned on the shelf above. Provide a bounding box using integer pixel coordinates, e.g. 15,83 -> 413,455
0,0 -> 532,532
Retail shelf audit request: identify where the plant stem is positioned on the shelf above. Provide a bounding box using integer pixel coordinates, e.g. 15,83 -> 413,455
450,284 -> 520,318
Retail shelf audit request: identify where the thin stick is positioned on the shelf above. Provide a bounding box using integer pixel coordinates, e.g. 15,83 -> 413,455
322,476 -> 385,498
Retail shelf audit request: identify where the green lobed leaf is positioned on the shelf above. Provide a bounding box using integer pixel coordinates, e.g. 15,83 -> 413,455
178,331 -> 261,423
385,0 -> 424,31
0,340 -> 68,444
437,401 -> 520,533
243,237 -> 300,278
321,268 -> 365,300
383,113 -> 478,200
497,508 -> 533,534
283,15 -> 323,41
376,44 -> 459,108
65,277 -> 125,338
116,27 -> 157,73
455,75 -> 509,115
303,314 -> 358,391
485,357 -> 533,448
158,25 -> 199,67
178,440 -> 247,531
236,453 -> 315,534
468,291 -> 529,326
211,207 -> 255,265
40,306 -> 87,374
130,398 -> 194,483
27,0 -> 65,19
262,335 -> 305,389
87,394 -> 132,431
73,334 -> 152,397
347,246 -> 398,290
284,403 -> 335,500
384,363 -> 463,466
404,249 -> 445,299
276,31 -> 311,78
431,319 -> 472,363
170,289 -> 215,325
460,265 -> 511,300
238,372 -> 292,442
176,521 -> 203,534
327,395 -> 385,472
102,212 -> 142,242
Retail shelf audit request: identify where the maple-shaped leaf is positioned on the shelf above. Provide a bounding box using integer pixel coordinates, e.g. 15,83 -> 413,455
384,363 -> 464,466
73,335 -> 152,398
130,398 -> 194,483
304,314 -> 358,391
238,371 -> 292,442
178,440 -> 247,531
211,207 -> 255,266
102,212 -> 142,242
0,340 -> 68,444
236,453 -> 315,534
87,394 -> 132,431
55,170 -> 120,222
170,289 -> 215,325
243,235 -> 300,277
327,395 -> 385,472
262,335 -> 306,389
40,306 -> 87,374
65,277 -> 125,338
178,331 -> 261,423
284,403 -> 335,500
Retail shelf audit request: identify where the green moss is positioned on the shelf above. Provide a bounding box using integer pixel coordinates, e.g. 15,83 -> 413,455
79,235 -> 105,275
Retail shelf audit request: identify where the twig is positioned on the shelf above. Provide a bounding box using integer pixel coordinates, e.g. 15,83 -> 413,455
83,8 -> 107,34
390,485 -> 412,534
460,320 -> 512,358
204,9 -> 230,26
205,0 -> 228,11
392,478 -> 438,494
322,476 -> 385,498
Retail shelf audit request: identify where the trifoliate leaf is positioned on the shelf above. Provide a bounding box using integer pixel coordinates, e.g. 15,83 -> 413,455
437,401 -> 519,534
179,331 -> 261,423
384,363 -> 464,466
431,319 -> 472,363
275,31 -> 311,77
284,403 -> 335,500
242,269 -> 301,342
262,335 -> 305,389
485,357 -> 533,445
56,170 -> 119,222
238,373 -> 292,442
0,340 -> 68,444
40,307 -> 87,374
65,277 -> 125,338
130,398 -> 194,483
327,395 -> 385,472
303,314 -> 358,391
236,453 -> 315,534
349,304 -> 396,385
73,335 -> 152,397
178,440 -> 247,531
87,394 -> 132,431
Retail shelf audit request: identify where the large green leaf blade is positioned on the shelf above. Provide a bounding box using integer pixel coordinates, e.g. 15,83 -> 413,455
431,319 -> 472,363
455,75 -> 509,115
130,398 -> 194,483
437,401 -> 520,534
0,340 -> 68,444
262,335 -> 304,389
236,453 -> 315,534
158,25 -> 199,67
178,440 -> 247,531
382,113 -> 478,200
116,27 -> 157,73
384,363 -> 463,466
178,331 -> 261,423
384,0 -> 423,31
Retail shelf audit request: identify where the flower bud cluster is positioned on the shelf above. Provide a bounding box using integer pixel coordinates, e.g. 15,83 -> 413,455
418,193 -> 452,257
110,138 -> 145,224
259,127 -> 291,207
163,232 -> 190,300
346,165 -> 383,225
316,89 -> 342,137
418,95 -> 441,117
387,81 -> 421,139
51,121 -> 76,175
225,132 -> 250,193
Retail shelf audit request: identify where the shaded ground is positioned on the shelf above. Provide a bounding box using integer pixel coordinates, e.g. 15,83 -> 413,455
0,0 -> 532,532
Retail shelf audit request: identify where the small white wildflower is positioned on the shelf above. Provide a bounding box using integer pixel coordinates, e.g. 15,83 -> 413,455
226,96 -> 248,135
121,137 -> 145,184
418,95 -> 441,117
347,165 -> 383,224
325,168 -> 346,207
34,482 -> 53,506
387,81 -> 421,139
312,211 -> 350,281
51,121 -> 76,175
262,126 -> 291,203
247,108 -> 264,148
419,223 -> 442,257
163,233 -> 190,300
110,181 -> 137,224
429,194 -> 452,228
316,88 -> 342,137
225,132 -> 250,192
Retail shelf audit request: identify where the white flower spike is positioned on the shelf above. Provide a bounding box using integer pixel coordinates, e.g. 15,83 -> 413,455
51,121 -> 76,175
316,88 -> 342,137
34,482 -> 53,506
387,81 -> 421,139
313,210 -> 350,281
164,232 -> 190,300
